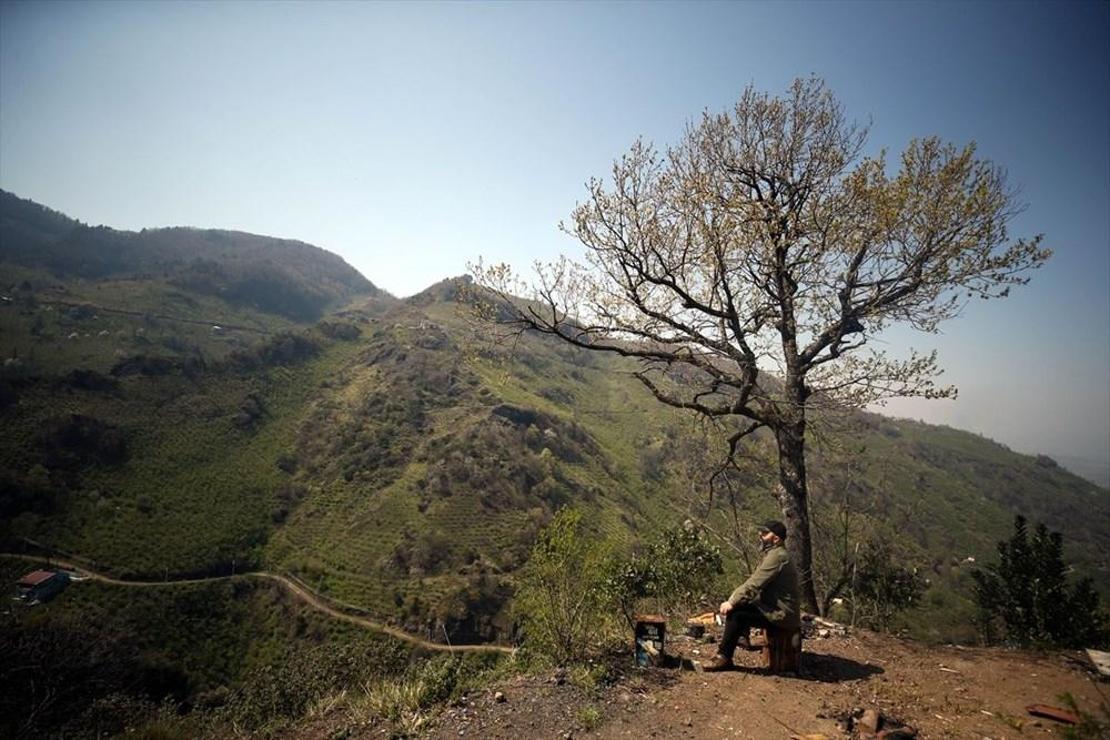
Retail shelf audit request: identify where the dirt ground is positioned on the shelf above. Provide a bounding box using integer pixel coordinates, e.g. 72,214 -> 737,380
425,631 -> 1104,739
305,627 -> 1107,739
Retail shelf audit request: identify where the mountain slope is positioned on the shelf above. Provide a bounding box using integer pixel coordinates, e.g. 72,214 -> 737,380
1,199 -> 1106,650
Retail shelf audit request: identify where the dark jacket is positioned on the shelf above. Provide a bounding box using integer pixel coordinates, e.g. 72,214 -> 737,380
727,543 -> 801,629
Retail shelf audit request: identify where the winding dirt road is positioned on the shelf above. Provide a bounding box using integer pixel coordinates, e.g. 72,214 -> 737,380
2,553 -> 513,655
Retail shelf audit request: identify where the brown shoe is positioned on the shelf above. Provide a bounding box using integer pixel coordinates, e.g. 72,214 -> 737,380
701,654 -> 734,672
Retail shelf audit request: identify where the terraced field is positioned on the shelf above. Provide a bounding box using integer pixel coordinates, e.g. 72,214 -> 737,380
1,280 -> 370,577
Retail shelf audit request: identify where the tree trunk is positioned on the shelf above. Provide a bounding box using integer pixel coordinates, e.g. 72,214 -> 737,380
773,417 -> 819,614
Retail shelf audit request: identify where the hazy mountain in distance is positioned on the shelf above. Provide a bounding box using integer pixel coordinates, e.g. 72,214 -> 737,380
0,189 -> 386,321
1048,453 -> 1110,489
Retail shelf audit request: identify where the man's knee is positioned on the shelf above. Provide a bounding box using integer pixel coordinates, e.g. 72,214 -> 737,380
729,604 -> 761,621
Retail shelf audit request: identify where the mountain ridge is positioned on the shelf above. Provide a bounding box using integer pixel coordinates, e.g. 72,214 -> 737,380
1,189 -> 386,321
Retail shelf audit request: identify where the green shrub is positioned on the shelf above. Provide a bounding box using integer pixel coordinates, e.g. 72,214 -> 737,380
569,662 -> 611,695
317,320 -> 362,341
845,537 -> 926,632
415,653 -> 504,706
973,516 -> 1107,647
512,508 -> 611,665
576,705 -> 602,731
604,521 -> 723,627
38,413 -> 129,469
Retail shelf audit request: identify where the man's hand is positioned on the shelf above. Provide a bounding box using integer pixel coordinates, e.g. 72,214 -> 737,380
719,600 -> 733,615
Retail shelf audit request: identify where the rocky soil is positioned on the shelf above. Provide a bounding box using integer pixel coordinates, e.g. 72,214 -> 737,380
300,626 -> 1108,739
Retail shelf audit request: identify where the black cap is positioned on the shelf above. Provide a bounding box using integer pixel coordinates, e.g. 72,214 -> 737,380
759,520 -> 787,539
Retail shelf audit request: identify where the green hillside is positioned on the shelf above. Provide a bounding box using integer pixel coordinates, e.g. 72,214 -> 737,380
4,279 -> 1106,641
0,557 -> 414,739
2,193 -> 1107,655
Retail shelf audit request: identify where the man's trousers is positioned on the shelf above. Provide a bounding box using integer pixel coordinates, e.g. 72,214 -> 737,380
718,603 -> 773,659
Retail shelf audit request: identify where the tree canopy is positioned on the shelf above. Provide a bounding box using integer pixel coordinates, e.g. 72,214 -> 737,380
473,77 -> 1050,610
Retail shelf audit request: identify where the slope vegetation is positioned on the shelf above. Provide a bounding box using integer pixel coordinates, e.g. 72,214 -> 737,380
1,196 -> 1106,654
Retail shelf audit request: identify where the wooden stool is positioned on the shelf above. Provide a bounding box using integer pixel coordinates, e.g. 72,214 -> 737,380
761,626 -> 802,674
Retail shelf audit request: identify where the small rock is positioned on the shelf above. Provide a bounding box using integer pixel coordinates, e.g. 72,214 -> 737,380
494,691 -> 506,703
818,628 -> 831,638
858,708 -> 882,734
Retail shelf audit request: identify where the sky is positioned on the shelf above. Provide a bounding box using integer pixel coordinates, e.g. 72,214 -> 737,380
1,1 -> 1107,471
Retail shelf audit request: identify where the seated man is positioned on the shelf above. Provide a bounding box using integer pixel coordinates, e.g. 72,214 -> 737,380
703,519 -> 801,671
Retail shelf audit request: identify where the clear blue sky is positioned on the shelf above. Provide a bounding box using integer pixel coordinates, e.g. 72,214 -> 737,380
1,1 -> 1107,470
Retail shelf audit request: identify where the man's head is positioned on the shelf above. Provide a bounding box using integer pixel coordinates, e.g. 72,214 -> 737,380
758,520 -> 787,545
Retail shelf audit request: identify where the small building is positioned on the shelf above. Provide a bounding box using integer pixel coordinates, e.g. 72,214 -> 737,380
16,569 -> 70,604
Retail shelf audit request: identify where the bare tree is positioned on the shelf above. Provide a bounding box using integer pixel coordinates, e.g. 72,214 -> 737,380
471,78 -> 1050,611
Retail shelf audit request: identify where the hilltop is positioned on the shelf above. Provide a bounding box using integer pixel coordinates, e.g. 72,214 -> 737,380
1,189 -> 387,321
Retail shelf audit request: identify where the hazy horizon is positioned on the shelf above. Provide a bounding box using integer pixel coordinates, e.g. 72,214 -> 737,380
1,0 -> 1107,470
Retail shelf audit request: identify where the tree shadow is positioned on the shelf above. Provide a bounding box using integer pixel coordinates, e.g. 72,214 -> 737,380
731,650 -> 884,683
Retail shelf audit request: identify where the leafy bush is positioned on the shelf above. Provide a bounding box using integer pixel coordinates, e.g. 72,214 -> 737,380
638,442 -> 667,482
317,319 -> 362,341
973,516 -> 1107,647
219,640 -> 406,732
433,577 -> 514,644
227,331 -> 321,371
577,705 -> 603,731
512,508 -> 611,665
0,465 -> 61,520
415,652 -> 503,706
848,538 -> 926,631
64,368 -> 119,392
111,354 -> 178,377
37,414 -> 128,469
604,521 -> 723,627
